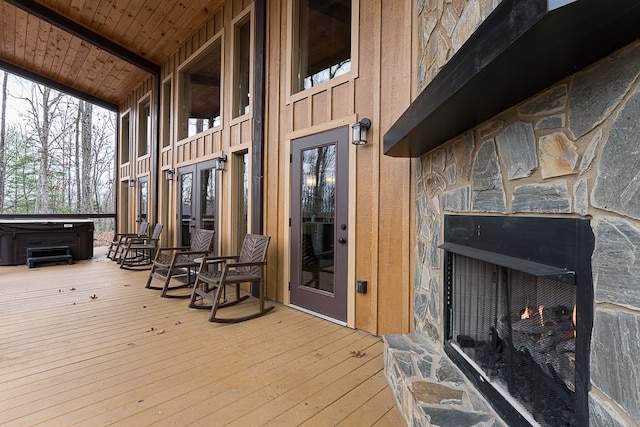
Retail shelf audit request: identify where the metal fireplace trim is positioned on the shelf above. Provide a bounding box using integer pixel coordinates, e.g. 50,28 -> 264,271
442,214 -> 594,426
439,242 -> 575,284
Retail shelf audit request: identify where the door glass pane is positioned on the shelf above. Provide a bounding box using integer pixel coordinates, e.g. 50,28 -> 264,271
200,167 -> 216,232
300,144 -> 335,293
180,172 -> 193,244
139,180 -> 148,222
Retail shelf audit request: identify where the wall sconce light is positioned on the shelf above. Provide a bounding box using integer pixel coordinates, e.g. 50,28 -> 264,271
128,179 -> 136,188
214,154 -> 228,171
164,168 -> 175,181
352,118 -> 371,145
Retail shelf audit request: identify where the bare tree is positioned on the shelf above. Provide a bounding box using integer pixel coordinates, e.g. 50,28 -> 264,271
75,100 -> 82,209
19,84 -> 70,213
0,71 -> 7,210
81,102 -> 93,212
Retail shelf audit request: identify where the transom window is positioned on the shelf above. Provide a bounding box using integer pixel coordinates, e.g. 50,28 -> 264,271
120,112 -> 130,164
234,16 -> 251,118
294,0 -> 352,93
138,97 -> 151,157
180,38 -> 222,139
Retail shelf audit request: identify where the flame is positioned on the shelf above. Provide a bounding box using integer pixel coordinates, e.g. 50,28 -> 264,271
538,305 -> 545,326
521,306 -> 533,320
573,304 -> 577,338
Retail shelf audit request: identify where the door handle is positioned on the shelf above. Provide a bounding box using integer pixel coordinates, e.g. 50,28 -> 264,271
338,237 -> 347,244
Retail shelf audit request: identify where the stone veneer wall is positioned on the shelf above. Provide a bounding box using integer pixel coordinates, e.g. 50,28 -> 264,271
407,1 -> 640,425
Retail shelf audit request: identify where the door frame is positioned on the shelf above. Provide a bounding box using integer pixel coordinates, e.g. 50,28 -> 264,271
283,118 -> 358,328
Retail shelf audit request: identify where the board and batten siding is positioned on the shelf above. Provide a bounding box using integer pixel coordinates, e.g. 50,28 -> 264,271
117,0 -> 414,336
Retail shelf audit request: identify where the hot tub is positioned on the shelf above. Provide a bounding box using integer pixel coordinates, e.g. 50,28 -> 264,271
0,219 -> 94,266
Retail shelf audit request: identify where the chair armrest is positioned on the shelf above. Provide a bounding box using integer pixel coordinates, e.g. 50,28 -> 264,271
115,232 -> 141,239
225,261 -> 267,269
202,255 -> 240,262
157,246 -> 190,252
126,237 -> 160,248
176,249 -> 212,256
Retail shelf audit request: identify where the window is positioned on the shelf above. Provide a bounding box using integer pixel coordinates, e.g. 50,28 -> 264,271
234,17 -> 252,118
180,39 -> 222,139
121,112 -> 130,164
234,152 -> 249,251
138,97 -> 151,157
138,178 -> 148,223
294,0 -> 352,93
161,79 -> 172,148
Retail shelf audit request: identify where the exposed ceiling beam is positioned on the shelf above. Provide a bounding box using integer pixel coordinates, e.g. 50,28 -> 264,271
0,59 -> 118,111
5,0 -> 160,75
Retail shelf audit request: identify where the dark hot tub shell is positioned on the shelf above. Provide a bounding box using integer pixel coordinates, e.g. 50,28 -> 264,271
0,219 -> 94,266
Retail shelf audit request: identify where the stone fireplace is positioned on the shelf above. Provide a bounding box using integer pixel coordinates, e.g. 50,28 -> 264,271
382,1 -> 640,425
442,215 -> 593,426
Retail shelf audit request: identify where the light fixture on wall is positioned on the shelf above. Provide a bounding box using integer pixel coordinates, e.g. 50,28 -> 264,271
214,154 -> 228,171
128,178 -> 136,188
164,168 -> 175,181
352,118 -> 371,145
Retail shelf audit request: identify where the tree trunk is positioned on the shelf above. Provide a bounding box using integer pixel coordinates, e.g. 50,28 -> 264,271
36,87 -> 51,214
0,71 -> 7,211
75,101 -> 82,210
81,103 -> 92,212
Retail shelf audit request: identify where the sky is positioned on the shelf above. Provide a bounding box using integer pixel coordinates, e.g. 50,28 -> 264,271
1,71 -> 33,125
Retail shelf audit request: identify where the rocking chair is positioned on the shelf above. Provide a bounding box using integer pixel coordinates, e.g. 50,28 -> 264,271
106,221 -> 149,260
145,228 -> 215,298
188,233 -> 274,323
118,223 -> 164,270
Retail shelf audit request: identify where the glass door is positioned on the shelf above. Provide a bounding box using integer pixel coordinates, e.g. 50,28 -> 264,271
177,160 -> 218,251
290,127 -> 349,322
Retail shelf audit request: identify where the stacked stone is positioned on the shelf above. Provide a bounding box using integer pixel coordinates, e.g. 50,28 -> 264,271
411,25 -> 640,426
384,333 -> 504,427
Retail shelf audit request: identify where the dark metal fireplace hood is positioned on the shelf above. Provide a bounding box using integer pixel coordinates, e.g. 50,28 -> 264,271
440,215 -> 593,284
384,0 -> 640,158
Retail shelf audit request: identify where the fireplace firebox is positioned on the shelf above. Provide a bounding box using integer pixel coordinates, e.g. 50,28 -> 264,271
441,215 -> 594,426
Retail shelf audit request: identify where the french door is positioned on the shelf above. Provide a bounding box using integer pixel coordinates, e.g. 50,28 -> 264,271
177,160 -> 218,251
290,127 -> 349,322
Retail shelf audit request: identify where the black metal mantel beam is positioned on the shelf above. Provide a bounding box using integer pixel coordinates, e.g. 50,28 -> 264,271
383,0 -> 640,158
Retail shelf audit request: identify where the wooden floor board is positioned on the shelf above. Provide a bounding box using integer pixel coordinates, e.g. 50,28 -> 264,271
0,249 -> 404,426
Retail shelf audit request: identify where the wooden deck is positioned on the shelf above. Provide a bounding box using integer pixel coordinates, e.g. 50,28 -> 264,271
0,249 -> 404,426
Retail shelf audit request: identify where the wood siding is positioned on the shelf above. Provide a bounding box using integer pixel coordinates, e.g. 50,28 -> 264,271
117,0 -> 414,336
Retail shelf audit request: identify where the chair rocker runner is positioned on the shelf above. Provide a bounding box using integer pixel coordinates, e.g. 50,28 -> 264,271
119,223 -> 164,270
106,221 -> 149,260
189,234 -> 274,323
145,229 -> 215,298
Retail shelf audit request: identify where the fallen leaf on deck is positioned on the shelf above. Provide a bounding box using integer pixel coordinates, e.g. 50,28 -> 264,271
349,350 -> 366,358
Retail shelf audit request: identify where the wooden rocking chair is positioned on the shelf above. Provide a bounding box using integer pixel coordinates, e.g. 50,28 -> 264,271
145,228 -> 215,298
188,233 -> 274,323
106,221 -> 149,260
118,223 -> 164,270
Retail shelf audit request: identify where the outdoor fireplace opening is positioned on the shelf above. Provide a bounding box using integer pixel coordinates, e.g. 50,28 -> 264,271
441,215 -> 594,427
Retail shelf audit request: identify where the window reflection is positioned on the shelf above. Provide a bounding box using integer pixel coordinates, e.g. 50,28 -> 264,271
295,0 -> 352,93
181,39 -> 222,138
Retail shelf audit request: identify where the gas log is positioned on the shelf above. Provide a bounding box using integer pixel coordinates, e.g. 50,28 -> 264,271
497,305 -> 576,391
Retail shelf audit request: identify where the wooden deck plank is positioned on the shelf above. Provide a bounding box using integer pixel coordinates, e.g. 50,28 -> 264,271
0,250 -> 404,426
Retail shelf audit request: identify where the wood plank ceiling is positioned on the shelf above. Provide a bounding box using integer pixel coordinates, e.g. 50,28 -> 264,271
0,0 -> 224,108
